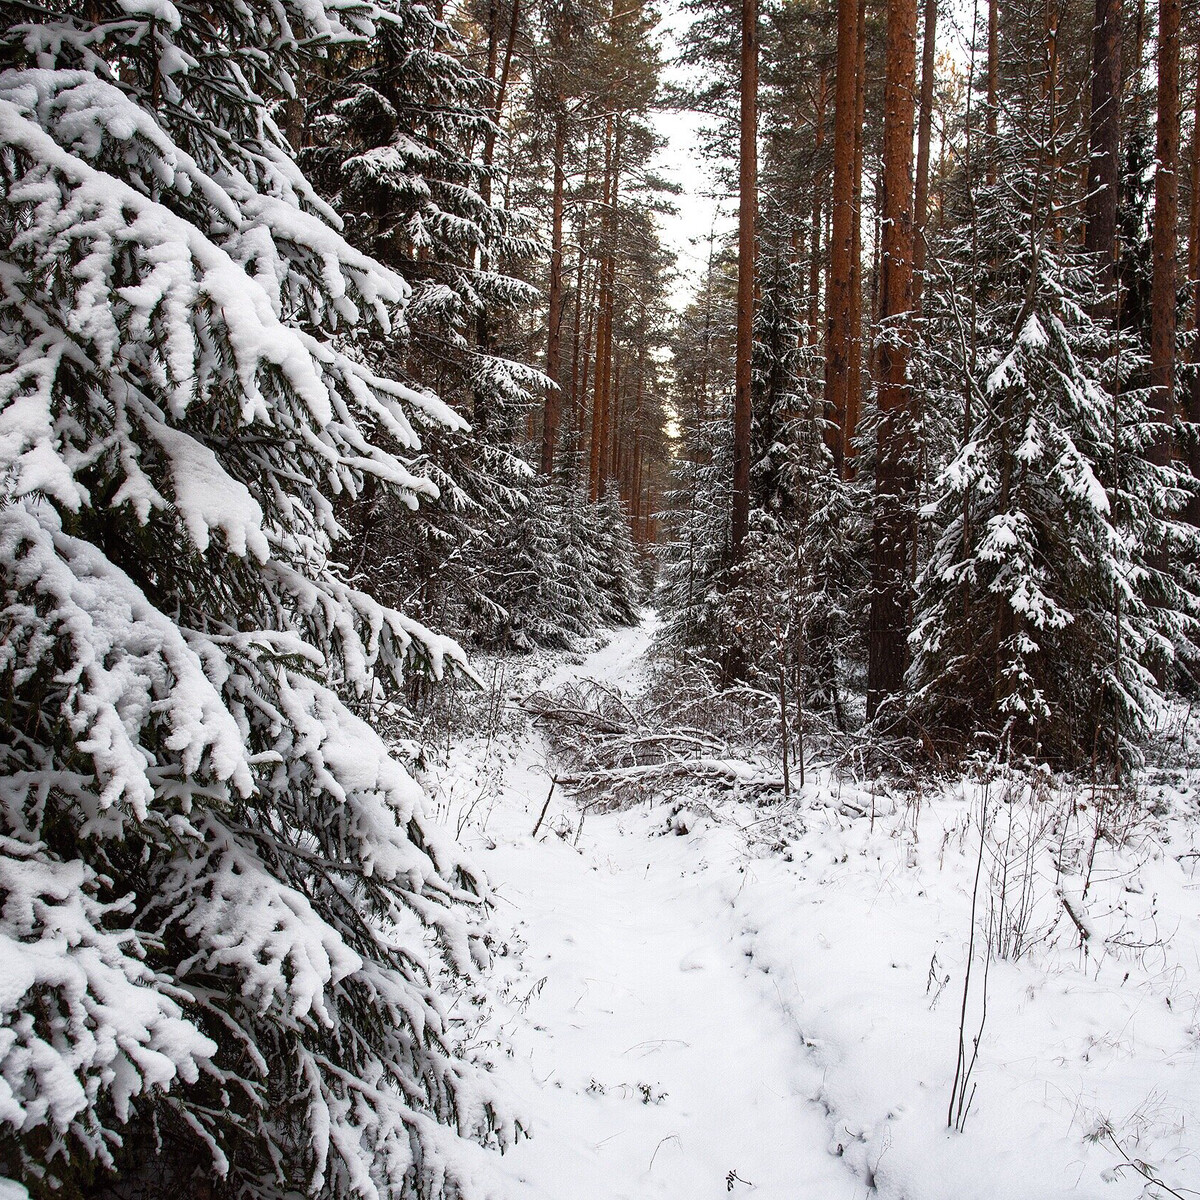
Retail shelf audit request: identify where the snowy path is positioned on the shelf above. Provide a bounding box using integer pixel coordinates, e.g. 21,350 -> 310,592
446,615 -> 1200,1200
463,618 -> 862,1200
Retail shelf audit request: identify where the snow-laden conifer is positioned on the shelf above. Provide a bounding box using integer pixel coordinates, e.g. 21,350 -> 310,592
909,158 -> 1198,765
301,0 -> 550,645
0,4 -> 513,1197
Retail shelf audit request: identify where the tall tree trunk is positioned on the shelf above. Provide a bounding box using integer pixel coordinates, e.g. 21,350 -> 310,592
589,116 -> 615,501
1044,0 -> 1063,235
986,0 -> 999,185
1085,0 -> 1122,301
868,0 -> 919,719
577,257 -> 598,439
542,111 -> 568,474
599,131 -> 623,496
731,0 -> 758,561
844,0 -> 868,471
1131,0 -> 1148,93
809,66 -> 828,347
1187,58 -> 1200,522
480,0 -> 521,209
627,343 -> 646,509
912,0 -> 937,316
608,342 -> 623,485
1149,0 -> 1180,456
593,250 -> 616,497
569,135 -> 596,445
631,441 -> 644,544
824,0 -> 860,475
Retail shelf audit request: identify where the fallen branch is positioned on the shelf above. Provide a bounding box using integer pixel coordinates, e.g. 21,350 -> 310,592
531,777 -> 557,838
1056,886 -> 1094,944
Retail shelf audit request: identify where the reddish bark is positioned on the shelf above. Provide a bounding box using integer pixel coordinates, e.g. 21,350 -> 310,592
845,0 -> 867,471
824,0 -> 860,475
589,116 -> 615,500
1149,0 -> 1180,457
808,66 -> 828,347
731,0 -> 757,560
1187,64 -> 1200,521
1084,0 -> 1122,297
986,0 -> 998,185
542,111 -> 567,474
867,0 -> 919,718
912,0 -> 937,316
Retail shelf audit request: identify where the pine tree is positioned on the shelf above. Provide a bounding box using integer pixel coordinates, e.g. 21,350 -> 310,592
0,5 -> 514,1197
867,0 -> 919,719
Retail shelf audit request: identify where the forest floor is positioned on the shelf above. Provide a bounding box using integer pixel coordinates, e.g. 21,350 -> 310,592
423,613 -> 1200,1200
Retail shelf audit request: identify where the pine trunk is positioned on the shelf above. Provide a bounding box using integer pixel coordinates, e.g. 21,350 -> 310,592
480,0 -> 520,209
867,0 -> 918,718
1149,0 -> 1179,457
542,111 -> 567,474
589,117 -> 615,500
1188,65 -> 1200,522
1085,0 -> 1122,299
844,0 -> 867,471
569,138 -> 595,439
986,0 -> 998,185
731,0 -> 757,561
824,0 -> 860,475
809,67 -> 828,347
476,0 -> 521,362
912,0 -> 937,316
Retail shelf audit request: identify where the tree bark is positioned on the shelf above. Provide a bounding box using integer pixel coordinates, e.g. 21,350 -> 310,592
589,116 -> 615,501
607,342 -> 622,485
1187,62 -> 1200,522
476,0 -> 521,363
986,0 -> 998,185
1149,0 -> 1180,456
824,0 -> 860,476
731,0 -> 758,561
867,0 -> 919,719
809,66 -> 828,347
912,0 -> 937,316
1085,0 -> 1122,300
542,111 -> 568,474
568,134 -> 596,443
844,0 -> 868,471
480,0 -> 521,209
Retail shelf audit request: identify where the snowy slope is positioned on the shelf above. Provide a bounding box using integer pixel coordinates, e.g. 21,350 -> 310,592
432,614 -> 1200,1200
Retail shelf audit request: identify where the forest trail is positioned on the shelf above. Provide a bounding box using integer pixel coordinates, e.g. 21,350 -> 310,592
462,616 -> 863,1200
445,618 -> 1200,1200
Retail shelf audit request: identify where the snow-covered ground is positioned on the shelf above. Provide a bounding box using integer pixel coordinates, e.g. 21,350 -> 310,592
426,614 -> 1200,1200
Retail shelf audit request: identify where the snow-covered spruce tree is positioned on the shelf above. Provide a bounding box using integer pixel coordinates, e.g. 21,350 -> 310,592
717,211 -> 809,679
473,472 -> 641,652
588,491 -> 642,628
659,211 -> 860,715
300,0 -> 547,645
0,5 -> 516,1198
656,251 -> 735,662
476,475 -> 571,649
908,149 -> 1198,767
656,398 -> 734,665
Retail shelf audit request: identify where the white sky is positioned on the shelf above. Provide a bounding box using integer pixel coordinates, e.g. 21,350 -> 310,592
649,3 -> 732,311
645,0 -> 985,313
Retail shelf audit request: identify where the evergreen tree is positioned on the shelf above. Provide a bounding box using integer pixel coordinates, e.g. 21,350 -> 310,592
909,152 -> 1198,766
0,4 -> 513,1197
301,0 -> 549,645
657,256 -> 736,660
